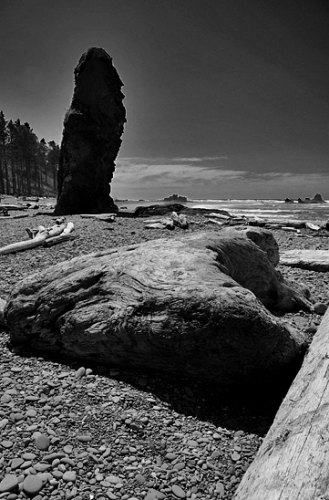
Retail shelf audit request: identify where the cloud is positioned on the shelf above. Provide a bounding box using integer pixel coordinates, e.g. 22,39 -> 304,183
114,157 -> 246,189
112,157 -> 329,199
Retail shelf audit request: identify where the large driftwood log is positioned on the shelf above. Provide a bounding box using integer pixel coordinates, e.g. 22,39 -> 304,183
280,249 -> 329,271
5,229 -> 310,387
234,308 -> 329,500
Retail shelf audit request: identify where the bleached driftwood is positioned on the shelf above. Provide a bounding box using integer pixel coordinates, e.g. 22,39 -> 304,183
0,298 -> 6,326
43,222 -> 75,247
250,218 -> 306,229
0,214 -> 30,220
0,226 -> 49,255
305,222 -> 321,231
280,249 -> 329,271
0,220 -> 71,255
233,308 -> 329,500
80,214 -> 116,222
144,218 -> 175,230
204,212 -> 231,220
171,211 -> 188,229
205,219 -> 225,228
0,204 -> 29,211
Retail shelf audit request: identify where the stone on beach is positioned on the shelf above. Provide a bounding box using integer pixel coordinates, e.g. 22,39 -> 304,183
5,228 -> 311,388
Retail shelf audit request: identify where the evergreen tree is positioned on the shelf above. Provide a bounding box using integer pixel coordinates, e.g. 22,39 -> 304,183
0,111 -> 60,196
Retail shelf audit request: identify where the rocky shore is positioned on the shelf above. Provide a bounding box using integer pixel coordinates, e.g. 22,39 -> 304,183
0,212 -> 328,499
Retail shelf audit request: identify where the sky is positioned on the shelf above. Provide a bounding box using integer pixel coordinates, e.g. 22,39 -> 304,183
1,0 -> 329,200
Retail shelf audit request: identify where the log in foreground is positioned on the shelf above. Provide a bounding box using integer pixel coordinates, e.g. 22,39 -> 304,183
234,308 -> 329,500
5,229 -> 311,387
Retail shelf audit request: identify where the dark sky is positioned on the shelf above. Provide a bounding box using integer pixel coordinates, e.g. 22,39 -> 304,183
1,0 -> 329,199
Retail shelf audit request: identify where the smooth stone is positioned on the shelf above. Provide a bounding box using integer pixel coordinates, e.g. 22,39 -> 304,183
173,462 -> 185,471
1,394 -> 12,403
76,435 -> 92,442
106,475 -> 121,484
1,440 -> 14,448
63,445 -> 73,454
10,458 -> 24,470
135,473 -> 145,483
22,475 -> 43,496
35,434 -> 50,451
165,452 -> 177,461
63,471 -> 76,483
314,302 -> 328,315
22,453 -> 36,461
171,485 -> 186,498
0,475 -> 19,493
52,471 -> 63,480
26,409 -> 37,418
60,457 -> 75,466
75,367 -> 86,378
34,463 -> 51,472
43,452 -> 66,462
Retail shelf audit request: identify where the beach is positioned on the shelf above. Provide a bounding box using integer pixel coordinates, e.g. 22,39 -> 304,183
0,210 -> 328,499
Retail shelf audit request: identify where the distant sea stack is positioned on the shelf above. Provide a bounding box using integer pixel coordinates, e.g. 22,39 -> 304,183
163,193 -> 188,202
54,47 -> 126,215
285,193 -> 326,204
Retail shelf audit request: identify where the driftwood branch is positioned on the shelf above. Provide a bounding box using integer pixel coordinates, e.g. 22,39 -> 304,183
234,308 -> 329,500
0,226 -> 49,255
0,220 -> 74,255
43,222 -> 75,247
80,214 -> 116,222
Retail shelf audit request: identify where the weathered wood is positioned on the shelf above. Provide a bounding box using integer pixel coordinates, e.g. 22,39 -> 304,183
44,233 -> 76,247
0,298 -> 6,326
250,219 -> 306,229
143,218 -> 175,230
0,227 -> 49,255
43,222 -> 75,247
6,230 -> 311,387
0,213 -> 30,220
171,211 -> 189,229
280,249 -> 329,271
80,214 -> 116,222
234,308 -> 329,500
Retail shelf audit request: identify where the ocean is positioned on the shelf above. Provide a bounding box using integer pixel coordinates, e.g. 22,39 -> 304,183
3,195 -> 328,223
117,199 -> 329,223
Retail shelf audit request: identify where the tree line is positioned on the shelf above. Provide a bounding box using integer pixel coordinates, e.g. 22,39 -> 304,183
0,110 -> 60,197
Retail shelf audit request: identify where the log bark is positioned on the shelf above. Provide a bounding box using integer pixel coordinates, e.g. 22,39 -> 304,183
280,250 -> 329,271
5,229 -> 311,388
234,308 -> 329,500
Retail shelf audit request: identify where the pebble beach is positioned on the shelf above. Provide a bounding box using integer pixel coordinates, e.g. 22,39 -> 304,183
0,211 -> 328,500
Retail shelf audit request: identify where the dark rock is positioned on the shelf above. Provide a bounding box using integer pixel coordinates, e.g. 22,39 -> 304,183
5,229 -> 311,389
54,47 -> 126,215
284,198 -> 294,204
163,193 -> 188,202
311,193 -> 326,203
135,204 -> 186,217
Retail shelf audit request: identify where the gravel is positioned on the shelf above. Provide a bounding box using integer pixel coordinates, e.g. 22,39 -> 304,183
0,211 -> 328,499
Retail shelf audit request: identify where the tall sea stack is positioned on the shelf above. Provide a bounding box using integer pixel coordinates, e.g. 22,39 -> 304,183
54,48 -> 126,215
